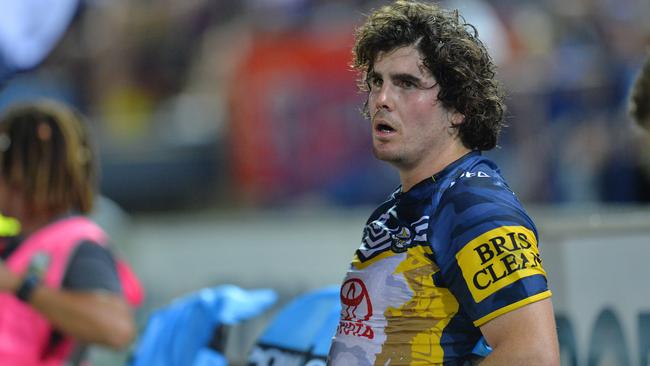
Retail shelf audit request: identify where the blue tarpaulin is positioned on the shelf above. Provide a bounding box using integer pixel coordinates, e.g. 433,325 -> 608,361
128,285 -> 277,366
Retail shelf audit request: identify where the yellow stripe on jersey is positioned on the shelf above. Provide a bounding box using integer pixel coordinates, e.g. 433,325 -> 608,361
352,249 -> 398,269
456,225 -> 547,303
374,246 -> 459,365
474,290 -> 552,327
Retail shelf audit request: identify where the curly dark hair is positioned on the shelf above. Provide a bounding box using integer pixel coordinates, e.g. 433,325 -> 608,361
353,0 -> 505,150
629,54 -> 650,130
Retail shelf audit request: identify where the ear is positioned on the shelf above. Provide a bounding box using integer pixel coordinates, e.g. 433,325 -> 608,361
449,110 -> 465,127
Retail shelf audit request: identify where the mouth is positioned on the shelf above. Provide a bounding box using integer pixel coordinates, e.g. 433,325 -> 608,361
376,123 -> 395,133
373,119 -> 397,138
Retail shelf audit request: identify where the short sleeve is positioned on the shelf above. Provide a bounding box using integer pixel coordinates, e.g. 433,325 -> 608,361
62,241 -> 123,294
433,175 -> 551,327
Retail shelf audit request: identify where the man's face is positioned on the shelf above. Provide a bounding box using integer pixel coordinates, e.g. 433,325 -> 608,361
366,45 -> 462,171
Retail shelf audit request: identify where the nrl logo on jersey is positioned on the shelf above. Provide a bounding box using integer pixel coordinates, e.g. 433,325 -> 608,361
358,208 -> 429,259
390,227 -> 413,253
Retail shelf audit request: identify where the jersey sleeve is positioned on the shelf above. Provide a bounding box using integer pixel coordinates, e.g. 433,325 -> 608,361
62,240 -> 123,294
432,175 -> 551,327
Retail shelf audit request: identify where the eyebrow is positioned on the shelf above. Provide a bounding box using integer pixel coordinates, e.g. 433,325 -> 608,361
392,73 -> 425,86
367,70 -> 434,88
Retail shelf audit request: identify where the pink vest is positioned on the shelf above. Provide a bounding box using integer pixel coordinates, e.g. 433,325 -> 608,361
0,216 -> 143,365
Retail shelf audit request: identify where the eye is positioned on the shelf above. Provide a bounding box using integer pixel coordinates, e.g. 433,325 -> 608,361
396,79 -> 417,89
368,76 -> 382,90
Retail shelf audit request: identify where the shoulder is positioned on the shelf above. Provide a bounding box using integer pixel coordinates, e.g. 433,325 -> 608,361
441,156 -> 528,215
432,160 -> 538,253
68,240 -> 117,272
64,240 -> 121,293
72,240 -> 113,257
441,159 -> 516,209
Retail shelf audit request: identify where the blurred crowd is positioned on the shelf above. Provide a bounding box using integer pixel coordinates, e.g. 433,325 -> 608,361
1,0 -> 648,211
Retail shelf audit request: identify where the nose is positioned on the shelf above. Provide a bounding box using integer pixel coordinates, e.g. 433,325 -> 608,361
372,84 -> 394,113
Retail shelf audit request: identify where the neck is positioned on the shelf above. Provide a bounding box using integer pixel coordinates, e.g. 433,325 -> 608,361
398,142 -> 471,192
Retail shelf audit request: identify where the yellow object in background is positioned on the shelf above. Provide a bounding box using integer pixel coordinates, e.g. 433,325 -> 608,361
0,215 -> 20,236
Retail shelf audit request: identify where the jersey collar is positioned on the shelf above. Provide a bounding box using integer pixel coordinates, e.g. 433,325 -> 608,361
396,150 -> 481,202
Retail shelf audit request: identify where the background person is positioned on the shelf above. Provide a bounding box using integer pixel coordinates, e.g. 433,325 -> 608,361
0,100 -> 139,365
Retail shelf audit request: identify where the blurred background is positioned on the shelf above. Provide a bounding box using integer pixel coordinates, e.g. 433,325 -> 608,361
1,0 -> 649,365
3,0 -> 650,211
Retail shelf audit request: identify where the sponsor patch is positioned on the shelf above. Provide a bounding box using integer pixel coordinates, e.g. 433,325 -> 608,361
456,226 -> 546,302
337,278 -> 374,339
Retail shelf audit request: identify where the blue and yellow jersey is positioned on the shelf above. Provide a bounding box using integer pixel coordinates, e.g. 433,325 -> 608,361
328,151 -> 550,365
